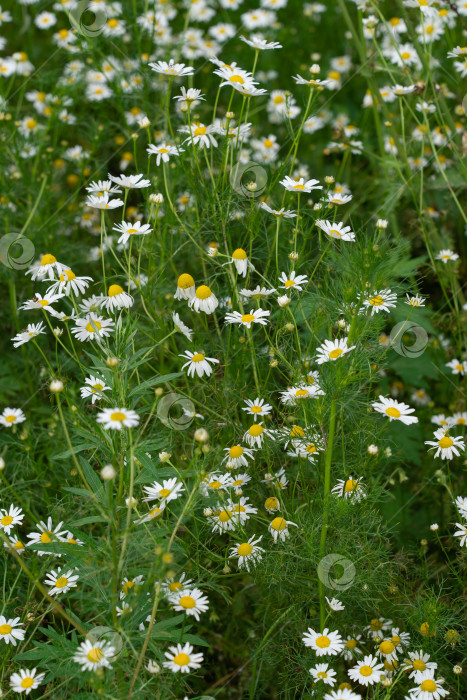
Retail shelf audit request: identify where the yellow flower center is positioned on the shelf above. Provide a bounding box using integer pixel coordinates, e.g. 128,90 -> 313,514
391,635 -> 401,646
284,279 -> 295,287
438,437 -> 453,448
293,184 -> 305,190
265,497 -> 279,510
1,515 -> 13,527
359,665 -> 373,677
385,407 -> 401,418
21,678 -> 34,689
329,348 -> 343,359
26,119 -> 37,130
229,446 -> 243,458
173,652 -> 190,666
295,389 -> 308,397
169,582 -> 182,592
232,248 -> 247,260
238,543 -> 253,556
55,576 -> 69,588
369,295 -> 384,306
346,639 -> 357,648
196,285 -> 212,300
306,444 -> 317,453
218,509 -> 233,522
179,595 -> 196,609
413,659 -> 426,671
370,619 -> 383,630
14,541 -> 24,549
248,424 -> 263,436
379,641 -> 395,655
420,680 -> 437,693
328,71 -> 341,80
229,75 -> 244,84
40,532 -> 52,543
242,314 -> 255,323
0,624 -> 13,635
41,254 -> 57,266
209,480 -> 222,489
270,517 -> 286,531
194,126 -> 207,136
330,229 -> 341,237
344,479 -> 358,492
85,320 -> 102,333
158,488 -> 171,497
178,273 -> 194,289
191,353 -> 205,362
317,671 -> 327,679
60,270 -> 76,281
290,425 -> 305,437
264,139 -> 274,147
108,284 -> 123,297
110,411 -> 126,422
108,18 -> 119,27
92,383 -> 103,392
315,635 -> 331,648
87,647 -> 104,663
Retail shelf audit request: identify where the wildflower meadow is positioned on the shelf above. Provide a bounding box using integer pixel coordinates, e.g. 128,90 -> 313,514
1,0 -> 467,697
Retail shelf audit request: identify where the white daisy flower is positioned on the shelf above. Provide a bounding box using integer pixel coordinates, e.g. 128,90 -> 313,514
230,472 -> 252,495
174,273 -> 195,300
229,535 -> 264,571
146,142 -> 184,166
222,444 -> 256,469
188,285 -> 218,314
315,337 -> 355,364
143,478 -> 185,505
162,642 -> 203,673
200,472 -> 232,496
259,202 -> 296,218
302,627 -> 344,656
425,428 -> 465,460
331,476 -> 366,501
435,249 -> 459,263
241,397 -> 273,421
112,220 -> 152,245
408,670 -> 449,699
309,662 -> 337,686
120,575 -> 144,599
278,270 -> 308,291
26,253 -> 68,281
361,289 -> 397,315
323,689 -> 361,700
19,290 -> 64,313
26,517 -> 67,556
372,396 -> 418,425
325,597 -> 345,611
108,173 -> 151,189
451,412 -> 467,427
101,285 -> 134,313
445,358 -> 466,376
172,312 -> 193,341
96,407 -> 139,430
224,247 -> 252,277
453,522 -> 467,547
85,179 -> 122,196
80,375 -> 111,404
134,505 -> 166,525
454,496 -> 467,518
44,568 -> 79,595
405,294 -> 425,307
342,635 -> 363,661
0,504 -> 24,534
161,573 -> 194,599
11,322 -> 47,347
326,192 -> 353,205
315,220 -> 355,241
4,536 -> 26,555
71,313 -> 115,342
86,192 -> 124,210
279,384 -> 325,404
225,308 -> 270,328
49,269 -> 93,297
348,655 -> 384,686
0,615 -> 25,646
280,175 -> 322,193
73,639 -> 115,672
243,422 -> 276,448
149,59 -> 194,77
9,668 -> 45,695
268,516 -> 297,542
179,350 -> 219,378
169,587 -> 209,621
0,408 -> 26,428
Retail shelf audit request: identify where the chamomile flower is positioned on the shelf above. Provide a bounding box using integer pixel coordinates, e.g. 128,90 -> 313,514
96,407 -> 140,430
377,640 -> 399,664
280,175 -> 322,193
326,192 -> 353,205
435,249 -> 459,263
26,254 -> 67,281
315,220 -> 355,241
229,535 -> 264,571
80,375 -> 111,404
27,517 -> 67,556
161,573 -> 194,598
240,35 -> 282,50
268,516 -> 297,542
11,321 -> 45,348
112,220 -> 152,245
108,173 -> 151,189
309,663 -> 337,686
44,568 -> 79,595
0,408 -> 26,428
302,628 -> 344,656
179,350 -> 219,378
425,428 -> 465,460
222,445 -> 256,469
259,202 -> 297,218
189,285 -> 218,314
225,308 -> 270,328
169,587 -> 209,621
315,337 -> 355,364
0,616 -> 25,645
453,522 -> 467,547
0,505 -> 24,534
20,291 -> 64,313
172,312 -> 193,341
179,122 -> 218,148
9,668 -> 45,695
372,397 -> 418,425
73,639 -> 115,672
146,142 -> 184,165
406,294 -> 426,307
451,412 -> 467,427
174,274 -> 195,300
134,505 -> 166,525
224,248 -> 252,277
4,536 -> 26,555
143,478 -> 185,505
149,59 -> 194,77
50,270 -> 93,297
323,690 -> 362,700
120,575 -> 144,599
101,285 -> 134,312
173,86 -> 205,103
409,671 -> 449,699
326,597 -> 345,611
343,635 -> 363,661
242,397 -> 273,421
361,289 -> 397,315
71,313 -> 115,342
163,642 -> 204,673
243,422 -> 276,448
348,655 -> 384,686
445,359 -> 466,376
279,384 -> 325,404
230,472 -> 252,494
86,192 -> 124,210
455,496 -> 467,518
200,472 -> 232,496
278,270 -> 308,291
332,476 -> 366,501
85,179 -> 122,196
208,505 -> 237,533
240,286 -> 277,300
